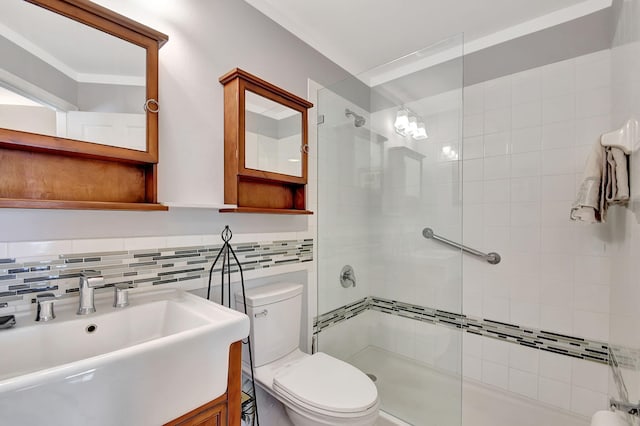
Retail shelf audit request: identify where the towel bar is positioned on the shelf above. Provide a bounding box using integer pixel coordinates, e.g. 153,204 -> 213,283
601,118 -> 639,154
422,227 -> 501,265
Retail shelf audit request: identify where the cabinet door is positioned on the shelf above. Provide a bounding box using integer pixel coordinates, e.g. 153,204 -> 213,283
180,403 -> 226,426
165,400 -> 227,426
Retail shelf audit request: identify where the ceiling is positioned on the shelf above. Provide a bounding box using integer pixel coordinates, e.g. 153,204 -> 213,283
244,0 -> 612,77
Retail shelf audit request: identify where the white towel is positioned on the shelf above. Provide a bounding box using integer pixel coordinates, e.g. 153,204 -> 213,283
571,140 -> 629,223
571,141 -> 604,223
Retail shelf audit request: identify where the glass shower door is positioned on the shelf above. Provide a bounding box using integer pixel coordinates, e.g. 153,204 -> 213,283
315,34 -> 464,426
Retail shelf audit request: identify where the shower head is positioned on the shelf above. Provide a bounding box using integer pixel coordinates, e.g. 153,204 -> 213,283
345,108 -> 366,127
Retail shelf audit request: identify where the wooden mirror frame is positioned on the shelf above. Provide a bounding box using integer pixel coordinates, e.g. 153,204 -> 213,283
219,68 -> 313,214
0,0 -> 169,210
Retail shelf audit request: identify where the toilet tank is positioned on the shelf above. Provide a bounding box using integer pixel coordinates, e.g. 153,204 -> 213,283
235,282 -> 303,368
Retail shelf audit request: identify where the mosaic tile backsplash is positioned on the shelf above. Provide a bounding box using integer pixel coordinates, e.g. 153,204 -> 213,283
0,238 -> 313,312
315,296 -> 610,366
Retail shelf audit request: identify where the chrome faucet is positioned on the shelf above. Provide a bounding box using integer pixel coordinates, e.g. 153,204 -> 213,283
77,270 -> 104,315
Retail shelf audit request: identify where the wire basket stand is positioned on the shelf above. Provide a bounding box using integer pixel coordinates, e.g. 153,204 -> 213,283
207,226 -> 259,426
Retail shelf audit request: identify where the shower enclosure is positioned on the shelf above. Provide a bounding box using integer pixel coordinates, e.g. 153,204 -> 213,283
316,34 -> 464,425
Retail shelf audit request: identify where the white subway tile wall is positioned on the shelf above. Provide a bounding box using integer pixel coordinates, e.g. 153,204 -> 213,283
317,48 -> 619,422
609,0 -> 640,406
318,301 -> 606,419
462,49 -> 612,415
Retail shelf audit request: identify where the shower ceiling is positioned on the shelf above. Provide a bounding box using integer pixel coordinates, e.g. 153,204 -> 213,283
244,0 -> 612,77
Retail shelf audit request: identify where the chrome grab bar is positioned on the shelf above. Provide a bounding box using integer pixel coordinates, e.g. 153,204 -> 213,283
422,227 -> 501,265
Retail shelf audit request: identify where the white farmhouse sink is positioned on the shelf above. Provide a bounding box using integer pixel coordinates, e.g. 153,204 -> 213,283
0,287 -> 249,426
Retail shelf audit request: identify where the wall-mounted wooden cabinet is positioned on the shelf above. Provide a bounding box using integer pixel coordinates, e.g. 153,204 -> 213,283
219,68 -> 313,214
0,0 -> 168,211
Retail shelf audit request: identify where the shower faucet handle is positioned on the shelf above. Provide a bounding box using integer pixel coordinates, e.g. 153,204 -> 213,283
340,265 -> 356,288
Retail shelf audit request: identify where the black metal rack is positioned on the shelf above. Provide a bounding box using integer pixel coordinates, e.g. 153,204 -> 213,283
207,226 -> 259,426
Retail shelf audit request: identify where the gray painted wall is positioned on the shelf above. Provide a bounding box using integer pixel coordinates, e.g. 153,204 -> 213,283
366,7 -> 615,113
246,112 -> 301,139
464,7 -> 615,85
0,0 -> 352,242
0,0 -> 617,242
77,83 -> 145,113
0,36 -> 76,106
1,36 -> 145,113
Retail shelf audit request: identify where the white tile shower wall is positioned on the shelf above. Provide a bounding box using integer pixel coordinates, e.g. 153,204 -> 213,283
608,0 -> 640,412
462,49 -> 613,416
320,307 -> 599,420
320,309 -> 463,377
368,89 -> 463,313
317,87 -> 372,314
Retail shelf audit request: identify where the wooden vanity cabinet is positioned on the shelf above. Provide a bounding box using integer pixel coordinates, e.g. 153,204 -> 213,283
165,341 -> 243,426
166,397 -> 227,426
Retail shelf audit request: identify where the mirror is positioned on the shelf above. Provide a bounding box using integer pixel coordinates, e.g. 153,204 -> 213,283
245,91 -> 303,177
0,0 -> 168,211
219,68 -> 313,213
0,0 -> 147,151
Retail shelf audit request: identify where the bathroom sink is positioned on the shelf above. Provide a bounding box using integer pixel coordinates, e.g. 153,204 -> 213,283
0,287 -> 249,426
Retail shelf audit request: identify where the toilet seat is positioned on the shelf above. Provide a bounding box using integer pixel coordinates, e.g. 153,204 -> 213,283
272,352 -> 378,417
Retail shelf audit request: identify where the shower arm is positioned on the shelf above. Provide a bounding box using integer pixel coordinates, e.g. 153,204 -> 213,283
422,227 -> 501,265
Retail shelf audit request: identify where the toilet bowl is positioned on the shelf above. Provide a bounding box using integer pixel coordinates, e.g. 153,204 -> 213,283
236,282 -> 379,426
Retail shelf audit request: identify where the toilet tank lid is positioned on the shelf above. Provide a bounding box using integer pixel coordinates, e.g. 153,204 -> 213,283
235,282 -> 303,307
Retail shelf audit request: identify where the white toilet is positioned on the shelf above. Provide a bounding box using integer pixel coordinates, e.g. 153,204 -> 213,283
235,282 -> 379,426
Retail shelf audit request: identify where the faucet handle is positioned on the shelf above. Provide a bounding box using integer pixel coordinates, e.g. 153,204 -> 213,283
36,292 -> 56,322
80,270 -> 104,288
113,283 -> 136,308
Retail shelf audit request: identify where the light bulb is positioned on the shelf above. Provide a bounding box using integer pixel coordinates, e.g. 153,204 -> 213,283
407,116 -> 418,135
394,109 -> 409,132
413,122 -> 428,140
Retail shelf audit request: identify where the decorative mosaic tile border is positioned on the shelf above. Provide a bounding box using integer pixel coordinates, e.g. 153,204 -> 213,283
314,296 -> 610,365
611,344 -> 640,373
0,239 -> 313,311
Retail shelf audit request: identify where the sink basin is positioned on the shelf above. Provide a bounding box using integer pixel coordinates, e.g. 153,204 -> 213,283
0,287 -> 249,426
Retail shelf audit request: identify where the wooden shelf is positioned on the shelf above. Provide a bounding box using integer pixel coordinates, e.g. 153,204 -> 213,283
164,202 -> 237,209
0,199 -> 168,211
219,207 -> 313,215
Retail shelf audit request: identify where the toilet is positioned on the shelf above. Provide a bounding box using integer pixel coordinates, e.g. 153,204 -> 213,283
235,282 -> 379,426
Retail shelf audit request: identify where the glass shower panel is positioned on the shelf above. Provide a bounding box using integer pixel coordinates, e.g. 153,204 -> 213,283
316,34 -> 464,426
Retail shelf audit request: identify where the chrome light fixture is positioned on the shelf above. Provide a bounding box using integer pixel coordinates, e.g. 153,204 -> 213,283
394,107 -> 428,140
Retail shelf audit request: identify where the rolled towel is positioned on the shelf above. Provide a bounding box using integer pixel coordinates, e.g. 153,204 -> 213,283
571,141 -> 604,223
600,146 -> 630,222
